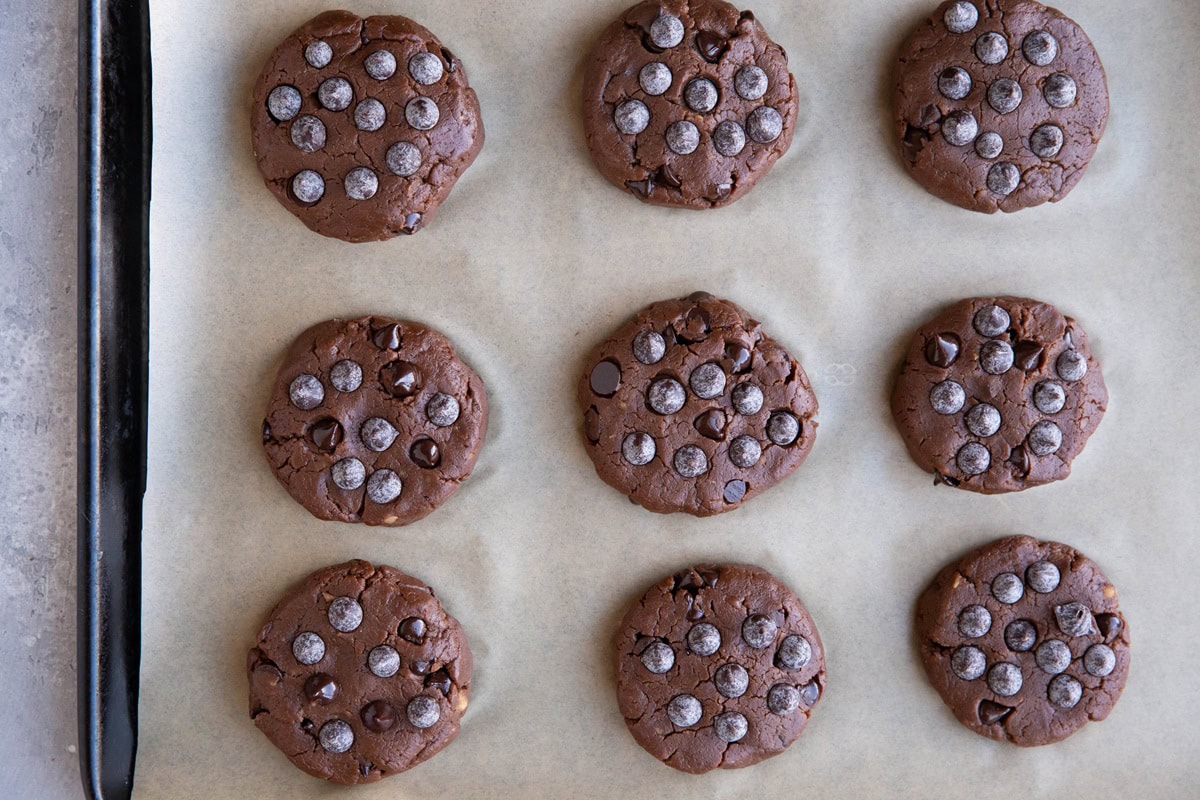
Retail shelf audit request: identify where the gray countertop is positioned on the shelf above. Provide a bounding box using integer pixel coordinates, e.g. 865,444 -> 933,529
0,0 -> 83,797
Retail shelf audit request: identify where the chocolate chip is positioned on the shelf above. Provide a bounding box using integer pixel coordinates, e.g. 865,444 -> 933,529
656,163 -> 682,189
360,700 -> 398,734
590,360 -> 621,396
331,360 -> 363,392
1023,30 -> 1058,66
380,361 -> 422,397
625,178 -> 654,197
987,162 -> 1021,196
666,120 -> 700,155
942,109 -> 979,146
713,711 -> 747,743
401,213 -> 422,235
633,331 -> 666,365
766,411 -> 801,446
318,720 -> 354,753
695,30 -> 728,63
327,596 -> 363,632
386,141 -> 423,177
360,417 -> 397,452
975,31 -> 1009,65
424,668 -> 452,696
992,572 -> 1025,604
944,1 -> 979,33
767,683 -> 801,715
1027,420 -> 1063,456
1056,349 -> 1088,382
614,99 -> 651,135
1095,613 -> 1123,642
723,480 -> 747,503
973,304 -> 1008,337
622,432 -> 656,465
683,77 -> 719,113
775,634 -> 811,670
930,380 -> 965,415
1033,381 -> 1066,414
400,616 -> 427,644
987,78 -> 1023,114
304,40 -> 332,68
405,97 -> 440,131
687,622 -> 721,656
742,613 -> 778,649
1044,72 -> 1077,108
725,342 -> 752,373
267,85 -> 302,122
410,438 -> 441,469
304,673 -> 338,703
925,333 -> 961,367
408,52 -> 444,85
667,694 -> 703,727
1014,341 -> 1044,371
647,377 -> 686,415
747,106 -> 783,144
957,442 -> 991,475
976,131 -> 1004,159
735,65 -> 769,100
407,696 -> 441,729
980,340 -> 1014,374
1008,445 -> 1031,477
714,663 -> 749,698
694,410 -> 726,441
1084,644 -> 1116,677
728,435 -> 762,468
731,383 -> 763,415
958,604 -> 992,638
354,99 -> 386,132
1047,674 -> 1082,709
977,700 -> 1013,725
289,374 -> 324,410
368,645 -> 400,677
1004,619 -> 1037,652
1036,639 -> 1072,675
799,680 -> 821,706
373,323 -> 403,350
648,14 -> 685,50
987,662 -> 1022,697
673,445 -> 708,478
938,66 -> 972,100
965,404 -> 1002,438
1055,602 -> 1094,637
364,50 -> 397,80
292,632 -> 325,665
426,393 -> 461,427
640,641 -> 675,674
1031,124 -> 1064,158
1026,561 -> 1061,593
318,78 -> 353,112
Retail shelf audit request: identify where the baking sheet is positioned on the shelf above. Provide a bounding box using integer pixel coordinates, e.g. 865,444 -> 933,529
140,0 -> 1200,797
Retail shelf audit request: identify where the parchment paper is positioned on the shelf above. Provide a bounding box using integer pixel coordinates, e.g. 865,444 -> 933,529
141,1 -> 1200,797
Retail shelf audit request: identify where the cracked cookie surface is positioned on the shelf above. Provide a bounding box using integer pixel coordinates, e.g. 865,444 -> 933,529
894,0 -> 1108,213
916,537 -> 1130,746
582,0 -> 798,209
579,292 -> 817,516
891,295 -> 1106,494
248,560 -> 472,783
263,316 -> 488,526
616,564 -> 825,773
251,11 -> 484,242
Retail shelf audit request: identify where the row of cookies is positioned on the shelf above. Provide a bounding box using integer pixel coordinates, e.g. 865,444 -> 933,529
261,293 -> 1106,525
252,0 -> 1109,242
248,537 -> 1129,782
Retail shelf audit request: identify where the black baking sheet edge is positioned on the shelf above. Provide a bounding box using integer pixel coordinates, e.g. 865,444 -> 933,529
78,1 -> 151,798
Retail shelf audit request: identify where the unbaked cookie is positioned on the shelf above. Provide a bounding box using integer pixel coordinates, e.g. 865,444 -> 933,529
579,292 -> 817,516
583,0 -> 798,209
895,0 -> 1108,213
916,536 -> 1130,745
616,564 -> 825,773
248,560 -> 472,783
251,11 -> 484,241
891,296 -> 1106,493
262,316 -> 488,526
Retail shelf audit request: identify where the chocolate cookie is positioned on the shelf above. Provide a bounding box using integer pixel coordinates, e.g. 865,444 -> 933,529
891,296 -> 1106,493
895,0 -> 1108,213
579,292 -> 817,516
616,564 -> 825,773
262,316 -> 488,526
248,561 -> 472,783
251,11 -> 484,242
582,1 -> 798,209
916,537 -> 1130,746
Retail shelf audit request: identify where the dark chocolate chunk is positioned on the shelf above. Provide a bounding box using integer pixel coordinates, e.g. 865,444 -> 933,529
1014,340 -> 1045,371
424,668 -> 453,696
310,418 -> 344,453
978,700 -> 1014,725
410,438 -> 442,469
373,323 -> 403,351
360,700 -> 396,732
1009,445 -> 1031,478
262,419 -> 272,443
380,361 -> 422,398
723,480 -> 747,503
590,360 -> 622,396
656,163 -> 682,189
725,341 -> 752,373
924,333 -> 961,368
695,30 -> 728,63
799,680 -> 821,706
304,673 -> 338,703
694,409 -> 727,441
1095,613 -> 1123,642
626,177 -> 655,197
400,616 -> 427,644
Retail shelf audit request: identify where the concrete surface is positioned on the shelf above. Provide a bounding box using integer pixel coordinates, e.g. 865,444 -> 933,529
0,0 -> 83,797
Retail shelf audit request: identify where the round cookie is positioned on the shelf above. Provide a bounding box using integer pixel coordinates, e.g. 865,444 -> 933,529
579,292 -> 818,516
251,11 -> 484,242
616,564 -> 826,773
891,296 -> 1106,493
915,537 -> 1130,745
583,0 -> 799,209
262,316 -> 488,526
248,561 -> 472,783
895,0 -> 1108,213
